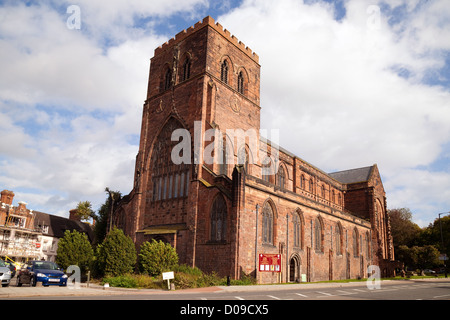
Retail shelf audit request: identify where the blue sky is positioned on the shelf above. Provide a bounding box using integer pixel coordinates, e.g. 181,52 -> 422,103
1,0 -> 450,227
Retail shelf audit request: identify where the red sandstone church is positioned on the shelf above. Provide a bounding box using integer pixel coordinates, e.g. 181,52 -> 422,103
114,16 -> 396,283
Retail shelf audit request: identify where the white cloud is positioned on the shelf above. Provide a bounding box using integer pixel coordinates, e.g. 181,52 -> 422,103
0,0 -> 449,228
217,0 -> 450,224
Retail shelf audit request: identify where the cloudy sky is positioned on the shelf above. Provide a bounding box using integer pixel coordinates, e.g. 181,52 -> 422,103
1,0 -> 449,227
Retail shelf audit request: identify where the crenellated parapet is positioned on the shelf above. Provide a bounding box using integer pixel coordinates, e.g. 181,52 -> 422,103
154,16 -> 259,63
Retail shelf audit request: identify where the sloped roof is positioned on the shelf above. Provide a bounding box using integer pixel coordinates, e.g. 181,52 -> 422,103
328,166 -> 373,184
33,211 -> 94,242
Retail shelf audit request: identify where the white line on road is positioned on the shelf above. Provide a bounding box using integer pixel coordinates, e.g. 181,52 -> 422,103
295,293 -> 308,297
235,296 -> 245,300
267,295 -> 282,300
337,290 -> 356,295
317,291 -> 334,296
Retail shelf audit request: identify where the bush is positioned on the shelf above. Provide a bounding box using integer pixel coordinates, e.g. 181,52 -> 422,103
96,227 -> 137,277
56,230 -> 94,273
138,239 -> 178,276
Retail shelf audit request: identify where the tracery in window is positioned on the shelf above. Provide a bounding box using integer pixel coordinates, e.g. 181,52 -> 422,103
150,118 -> 190,202
314,217 -> 323,252
262,202 -> 274,244
276,165 -> 286,189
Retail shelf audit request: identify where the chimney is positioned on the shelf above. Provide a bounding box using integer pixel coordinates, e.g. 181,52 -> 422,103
69,209 -> 81,221
1,190 -> 14,206
18,201 -> 27,211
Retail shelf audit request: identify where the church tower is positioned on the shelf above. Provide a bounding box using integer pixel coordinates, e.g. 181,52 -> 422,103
118,16 -> 261,274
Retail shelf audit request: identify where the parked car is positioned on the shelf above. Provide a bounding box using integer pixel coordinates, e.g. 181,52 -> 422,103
0,260 -> 12,287
17,261 -> 67,287
3,260 -> 16,278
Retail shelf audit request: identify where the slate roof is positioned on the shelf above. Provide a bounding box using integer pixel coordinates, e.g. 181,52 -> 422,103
33,211 -> 94,242
328,166 -> 374,184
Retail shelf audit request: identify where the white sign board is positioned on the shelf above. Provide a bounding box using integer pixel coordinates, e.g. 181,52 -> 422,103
162,271 -> 174,280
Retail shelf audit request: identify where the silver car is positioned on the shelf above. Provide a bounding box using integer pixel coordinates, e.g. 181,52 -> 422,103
0,260 -> 12,287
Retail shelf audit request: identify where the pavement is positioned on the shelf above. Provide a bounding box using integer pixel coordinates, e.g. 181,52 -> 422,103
1,277 -> 449,299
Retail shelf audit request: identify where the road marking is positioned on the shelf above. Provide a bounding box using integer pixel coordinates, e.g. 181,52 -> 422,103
352,289 -> 366,292
267,295 -> 281,300
317,291 -> 334,296
433,294 -> 450,299
200,297 -> 207,300
235,296 -> 245,300
295,293 -> 308,297
337,290 -> 356,295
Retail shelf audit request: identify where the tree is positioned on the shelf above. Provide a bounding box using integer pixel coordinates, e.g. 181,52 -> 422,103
388,208 -> 421,250
416,245 -> 440,272
96,227 -> 136,277
93,188 -> 122,245
56,230 -> 94,273
75,201 -> 96,222
138,239 -> 179,276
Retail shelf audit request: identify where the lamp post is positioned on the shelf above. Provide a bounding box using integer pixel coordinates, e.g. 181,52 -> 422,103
438,211 -> 449,278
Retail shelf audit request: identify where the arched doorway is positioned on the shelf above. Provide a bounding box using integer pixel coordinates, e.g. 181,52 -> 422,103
289,254 -> 301,282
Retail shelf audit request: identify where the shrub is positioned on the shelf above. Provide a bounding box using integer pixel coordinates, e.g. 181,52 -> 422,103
138,239 -> 178,276
56,229 -> 94,273
96,227 -> 137,277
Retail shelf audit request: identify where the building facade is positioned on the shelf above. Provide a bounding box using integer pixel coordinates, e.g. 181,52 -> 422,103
0,190 -> 93,264
115,16 -> 396,283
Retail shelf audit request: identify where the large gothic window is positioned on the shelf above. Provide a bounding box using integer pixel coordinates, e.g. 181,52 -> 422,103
262,202 -> 274,244
293,211 -> 303,249
210,194 -> 227,242
164,68 -> 172,90
335,223 -> 343,255
150,118 -> 190,202
276,165 -> 286,189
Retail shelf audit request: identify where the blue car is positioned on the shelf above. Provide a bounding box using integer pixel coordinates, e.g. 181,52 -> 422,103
17,261 -> 68,287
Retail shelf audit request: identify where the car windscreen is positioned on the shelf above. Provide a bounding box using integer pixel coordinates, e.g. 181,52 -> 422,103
33,262 -> 58,270
0,260 -> 5,267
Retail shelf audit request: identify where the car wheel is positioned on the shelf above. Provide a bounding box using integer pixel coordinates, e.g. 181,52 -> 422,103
16,277 -> 22,287
31,276 -> 37,287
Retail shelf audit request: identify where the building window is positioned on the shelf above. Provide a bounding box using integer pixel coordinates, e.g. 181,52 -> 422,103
210,194 -> 227,242
314,217 -> 323,252
150,118 -> 190,202
335,224 -> 342,255
237,71 -> 244,94
321,185 -> 325,198
164,68 -> 172,90
293,211 -> 303,249
300,174 -> 305,189
182,57 -> 191,82
262,202 -> 274,244
221,60 -> 228,84
277,166 -> 286,189
309,178 -> 314,193
353,228 -> 359,257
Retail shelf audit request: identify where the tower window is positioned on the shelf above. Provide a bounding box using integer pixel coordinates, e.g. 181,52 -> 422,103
221,60 -> 228,84
164,68 -> 172,90
237,71 -> 244,94
182,57 -> 191,82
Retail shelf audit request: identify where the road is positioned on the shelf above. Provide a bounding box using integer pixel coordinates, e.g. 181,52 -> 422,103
3,278 -> 449,301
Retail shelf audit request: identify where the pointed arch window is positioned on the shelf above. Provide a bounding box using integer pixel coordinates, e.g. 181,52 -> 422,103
182,57 -> 191,82
335,224 -> 343,255
262,202 -> 274,244
277,165 -> 286,189
221,60 -> 228,84
164,68 -> 172,90
237,147 -> 249,173
150,118 -> 190,203
314,217 -> 323,252
293,211 -> 303,249
353,228 -> 359,257
210,194 -> 227,242
237,71 -> 244,94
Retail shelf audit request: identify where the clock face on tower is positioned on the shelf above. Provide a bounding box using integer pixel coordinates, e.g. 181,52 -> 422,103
230,95 -> 240,113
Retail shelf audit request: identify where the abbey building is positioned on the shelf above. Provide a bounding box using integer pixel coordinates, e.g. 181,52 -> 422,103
115,16 -> 396,283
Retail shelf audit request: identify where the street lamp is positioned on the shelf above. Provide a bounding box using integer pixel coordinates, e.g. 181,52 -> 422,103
438,211 -> 450,278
